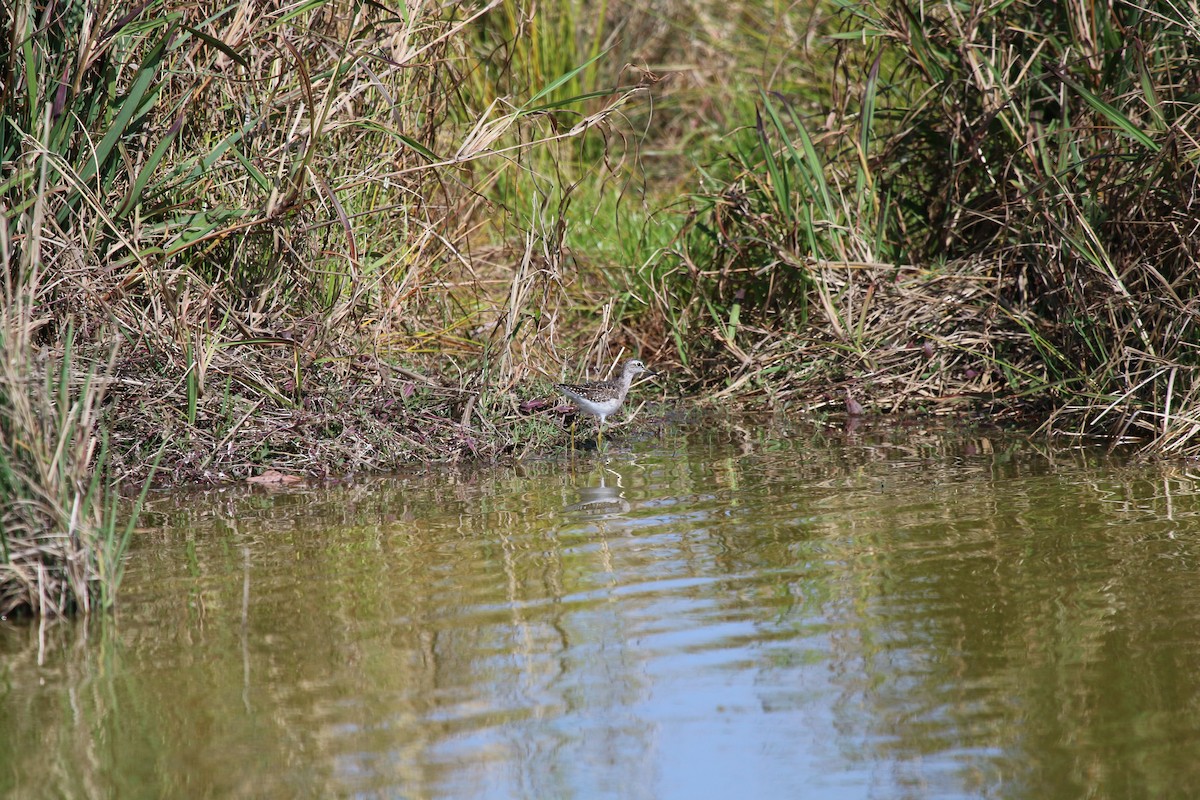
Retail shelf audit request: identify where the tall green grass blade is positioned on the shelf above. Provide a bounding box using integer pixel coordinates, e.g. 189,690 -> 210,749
118,112 -> 184,218
270,0 -> 331,29
232,146 -> 271,193
768,92 -> 836,225
756,106 -> 792,225
1054,68 -> 1160,152
526,88 -> 631,113
857,52 -> 881,204
523,48 -> 609,110
102,445 -> 165,610
395,132 -> 439,162
20,15 -> 37,131
861,53 -> 880,160
181,23 -> 249,69
1134,41 -> 1166,132
77,26 -> 174,185
185,338 -> 198,426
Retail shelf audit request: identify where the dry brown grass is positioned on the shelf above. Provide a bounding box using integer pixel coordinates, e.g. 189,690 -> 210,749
639,0 -> 1200,457
0,0 -> 666,616
0,253 -> 141,617
655,256 -> 1043,418
1,0 -> 660,484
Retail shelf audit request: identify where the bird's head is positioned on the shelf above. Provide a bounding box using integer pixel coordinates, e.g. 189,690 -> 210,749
624,359 -> 656,378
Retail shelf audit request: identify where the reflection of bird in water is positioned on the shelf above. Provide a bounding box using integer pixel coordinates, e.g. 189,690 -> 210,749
563,466 -> 631,515
563,482 -> 630,515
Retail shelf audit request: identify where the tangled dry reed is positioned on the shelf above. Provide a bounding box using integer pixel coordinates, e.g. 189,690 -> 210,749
645,0 -> 1200,457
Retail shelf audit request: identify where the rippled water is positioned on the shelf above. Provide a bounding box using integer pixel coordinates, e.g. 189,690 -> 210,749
5,418 -> 1200,799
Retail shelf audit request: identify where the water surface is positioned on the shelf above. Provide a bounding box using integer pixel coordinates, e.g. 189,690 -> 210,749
5,418 -> 1200,798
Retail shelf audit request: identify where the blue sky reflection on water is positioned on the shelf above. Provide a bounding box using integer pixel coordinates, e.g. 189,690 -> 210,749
4,420 -> 1200,799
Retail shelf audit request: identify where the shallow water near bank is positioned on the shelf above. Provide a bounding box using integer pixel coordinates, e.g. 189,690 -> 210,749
5,417 -> 1200,799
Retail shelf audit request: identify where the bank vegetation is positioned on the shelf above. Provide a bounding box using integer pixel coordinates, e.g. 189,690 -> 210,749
3,0 -> 1198,615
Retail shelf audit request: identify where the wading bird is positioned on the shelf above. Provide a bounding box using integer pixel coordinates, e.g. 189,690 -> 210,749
557,359 -> 656,446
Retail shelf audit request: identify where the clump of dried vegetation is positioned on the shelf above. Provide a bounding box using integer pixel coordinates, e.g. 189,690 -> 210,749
0,251 -> 157,617
650,0 -> 1200,452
